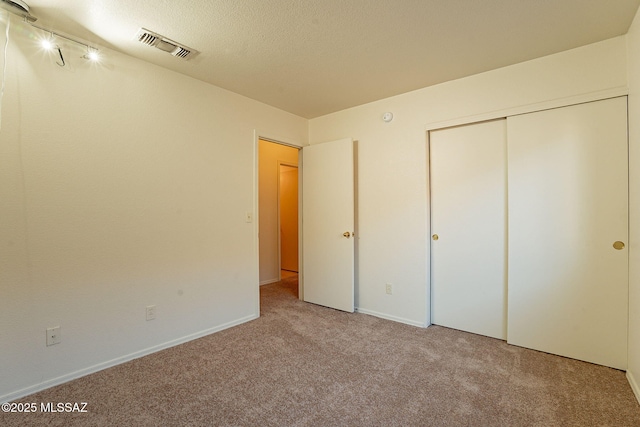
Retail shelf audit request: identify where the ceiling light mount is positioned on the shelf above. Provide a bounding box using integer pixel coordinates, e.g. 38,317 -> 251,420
0,0 -> 36,22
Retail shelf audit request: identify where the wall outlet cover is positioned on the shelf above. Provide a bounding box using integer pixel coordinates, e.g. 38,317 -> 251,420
146,305 -> 156,321
46,326 -> 61,346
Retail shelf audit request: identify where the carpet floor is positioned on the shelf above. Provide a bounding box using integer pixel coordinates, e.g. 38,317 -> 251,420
2,276 -> 640,426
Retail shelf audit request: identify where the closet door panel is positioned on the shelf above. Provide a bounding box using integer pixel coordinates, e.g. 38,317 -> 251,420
430,119 -> 507,339
507,97 -> 628,369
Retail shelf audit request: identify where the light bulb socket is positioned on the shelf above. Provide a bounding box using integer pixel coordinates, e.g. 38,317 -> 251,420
83,48 -> 100,61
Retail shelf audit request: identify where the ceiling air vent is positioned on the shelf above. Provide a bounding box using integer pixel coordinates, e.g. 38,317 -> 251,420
137,32 -> 159,47
135,28 -> 197,60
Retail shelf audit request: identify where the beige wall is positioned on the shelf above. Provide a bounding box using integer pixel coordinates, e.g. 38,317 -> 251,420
258,140 -> 299,284
0,14 -> 307,401
309,36 -> 628,327
626,6 -> 640,401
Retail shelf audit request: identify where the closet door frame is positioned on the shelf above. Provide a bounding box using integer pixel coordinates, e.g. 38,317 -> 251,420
425,95 -> 629,369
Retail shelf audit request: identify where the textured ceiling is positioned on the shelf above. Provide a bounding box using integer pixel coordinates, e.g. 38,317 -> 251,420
16,0 -> 640,118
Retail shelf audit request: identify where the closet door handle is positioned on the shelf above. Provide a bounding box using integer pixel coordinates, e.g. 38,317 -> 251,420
613,241 -> 625,250
432,234 -> 439,241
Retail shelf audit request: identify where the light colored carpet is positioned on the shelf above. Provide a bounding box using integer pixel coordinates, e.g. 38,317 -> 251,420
2,275 -> 640,426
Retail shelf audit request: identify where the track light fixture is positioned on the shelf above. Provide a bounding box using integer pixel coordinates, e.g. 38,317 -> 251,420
31,23 -> 101,66
1,0 -> 102,66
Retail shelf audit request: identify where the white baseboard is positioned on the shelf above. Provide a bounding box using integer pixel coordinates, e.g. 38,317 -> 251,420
627,370 -> 640,405
355,307 -> 426,328
260,278 -> 279,286
1,313 -> 258,403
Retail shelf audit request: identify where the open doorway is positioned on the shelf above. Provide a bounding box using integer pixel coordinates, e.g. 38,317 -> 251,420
258,139 -> 300,289
279,164 -> 298,277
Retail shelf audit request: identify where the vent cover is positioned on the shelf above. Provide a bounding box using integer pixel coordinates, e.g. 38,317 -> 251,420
135,28 -> 197,60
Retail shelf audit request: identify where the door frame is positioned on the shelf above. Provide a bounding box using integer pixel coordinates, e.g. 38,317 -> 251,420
254,131 -> 304,315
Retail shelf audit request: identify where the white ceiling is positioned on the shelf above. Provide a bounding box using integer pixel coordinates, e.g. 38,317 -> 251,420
17,0 -> 640,118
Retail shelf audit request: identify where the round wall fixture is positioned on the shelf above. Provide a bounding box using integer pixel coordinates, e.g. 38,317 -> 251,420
382,112 -> 394,122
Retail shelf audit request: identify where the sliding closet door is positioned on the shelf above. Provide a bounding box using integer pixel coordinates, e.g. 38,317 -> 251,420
430,119 -> 507,340
507,97 -> 628,369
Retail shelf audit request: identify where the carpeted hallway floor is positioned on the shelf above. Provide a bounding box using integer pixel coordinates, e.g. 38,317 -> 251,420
2,275 -> 640,426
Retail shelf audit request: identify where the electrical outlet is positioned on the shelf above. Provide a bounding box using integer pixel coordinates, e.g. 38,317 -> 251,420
146,305 -> 156,321
46,326 -> 61,346
385,283 -> 393,295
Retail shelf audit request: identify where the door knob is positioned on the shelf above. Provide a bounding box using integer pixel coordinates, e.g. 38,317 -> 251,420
343,232 -> 351,238
613,241 -> 625,250
432,234 -> 439,241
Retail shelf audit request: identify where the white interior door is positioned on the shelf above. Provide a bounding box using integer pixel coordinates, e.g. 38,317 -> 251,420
302,138 -> 354,312
430,119 -> 507,339
507,97 -> 628,369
